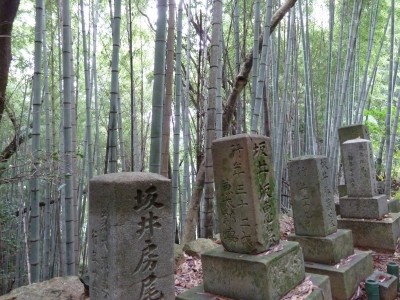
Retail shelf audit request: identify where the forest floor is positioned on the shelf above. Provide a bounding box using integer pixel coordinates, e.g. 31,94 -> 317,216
174,214 -> 400,299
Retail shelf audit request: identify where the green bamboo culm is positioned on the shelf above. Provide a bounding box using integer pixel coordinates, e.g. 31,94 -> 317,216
365,279 -> 380,299
387,261 -> 399,291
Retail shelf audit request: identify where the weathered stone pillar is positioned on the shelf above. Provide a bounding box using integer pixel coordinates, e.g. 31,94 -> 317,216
212,134 -> 279,254
342,139 -> 378,198
337,124 -> 371,199
287,155 -> 373,300
288,155 -> 337,237
338,138 -> 400,252
88,172 -> 173,300
340,139 -> 387,219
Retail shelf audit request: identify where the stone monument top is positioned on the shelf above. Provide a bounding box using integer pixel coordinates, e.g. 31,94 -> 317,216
212,133 -> 279,254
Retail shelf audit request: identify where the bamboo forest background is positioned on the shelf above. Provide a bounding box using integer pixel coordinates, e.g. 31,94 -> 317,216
1,0 -> 400,293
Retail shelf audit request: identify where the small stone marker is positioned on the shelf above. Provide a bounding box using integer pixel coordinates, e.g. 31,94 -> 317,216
288,155 -> 373,300
341,139 -> 378,198
340,138 -> 388,219
212,134 -> 279,254
338,134 -> 400,252
287,155 -> 337,237
89,172 -> 174,300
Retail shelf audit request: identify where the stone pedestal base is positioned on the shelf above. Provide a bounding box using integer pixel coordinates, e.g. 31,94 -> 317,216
305,250 -> 373,300
176,273 -> 331,300
288,229 -> 354,264
199,241 -> 305,300
339,194 -> 388,219
367,270 -> 397,300
337,213 -> 400,252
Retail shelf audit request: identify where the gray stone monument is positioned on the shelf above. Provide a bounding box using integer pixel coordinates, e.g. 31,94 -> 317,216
89,172 -> 174,300
212,134 -> 280,254
340,139 -> 387,218
287,155 -> 373,300
288,155 -> 337,238
338,124 -> 397,210
342,139 -> 378,197
338,138 -> 400,251
177,134 -> 331,300
337,124 -> 372,211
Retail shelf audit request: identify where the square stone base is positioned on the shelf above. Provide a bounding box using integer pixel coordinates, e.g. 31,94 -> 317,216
339,194 -> 388,219
367,270 -> 397,300
288,229 -> 354,265
200,241 -> 305,300
305,250 -> 373,300
337,213 -> 400,252
176,273 -> 331,300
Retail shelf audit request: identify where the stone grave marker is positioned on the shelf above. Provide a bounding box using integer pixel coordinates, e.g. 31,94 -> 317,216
341,139 -> 378,198
339,138 -> 387,219
89,172 -> 174,300
177,134 -> 331,300
338,138 -> 400,251
288,155 -> 337,237
211,134 -> 279,254
288,155 -> 373,300
337,124 -> 372,203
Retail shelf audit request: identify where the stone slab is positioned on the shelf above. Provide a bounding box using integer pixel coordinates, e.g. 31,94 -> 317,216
89,172 -> 174,300
339,194 -> 388,219
367,270 -> 397,300
288,229 -> 354,264
212,134 -> 279,254
388,199 -> 400,213
305,250 -> 373,300
341,139 -> 378,198
288,155 -> 337,237
337,213 -> 400,252
201,241 -> 305,300
176,273 -> 331,300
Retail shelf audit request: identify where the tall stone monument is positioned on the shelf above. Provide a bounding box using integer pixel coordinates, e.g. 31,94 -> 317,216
89,172 -> 174,300
338,138 -> 400,251
177,134 -> 331,300
287,155 -> 373,300
336,124 -> 372,211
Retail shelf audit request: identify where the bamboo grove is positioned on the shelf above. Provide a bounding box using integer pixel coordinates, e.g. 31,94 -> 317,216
0,0 -> 400,294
